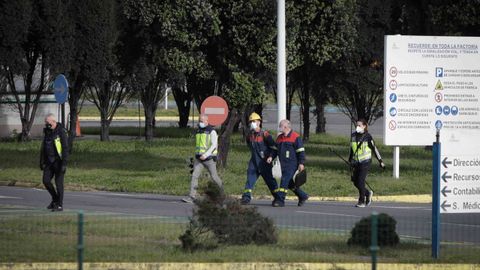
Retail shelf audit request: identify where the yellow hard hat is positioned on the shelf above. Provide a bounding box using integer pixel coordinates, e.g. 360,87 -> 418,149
249,112 -> 261,122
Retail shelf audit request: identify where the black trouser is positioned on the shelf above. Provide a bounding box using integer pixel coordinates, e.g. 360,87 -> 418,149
352,161 -> 371,204
42,160 -> 65,206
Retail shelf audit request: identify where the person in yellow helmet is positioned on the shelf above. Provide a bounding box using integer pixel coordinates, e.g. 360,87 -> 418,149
240,112 -> 279,205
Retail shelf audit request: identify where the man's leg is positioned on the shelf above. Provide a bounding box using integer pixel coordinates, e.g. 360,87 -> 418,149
204,159 -> 223,192
188,158 -> 204,199
42,163 -> 58,206
259,164 -> 279,200
242,160 -> 259,204
53,161 -> 65,207
274,168 -> 296,207
288,179 -> 308,206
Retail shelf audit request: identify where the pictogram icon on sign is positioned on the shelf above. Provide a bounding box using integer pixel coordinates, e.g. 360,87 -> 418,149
435,92 -> 443,103
200,96 -> 229,126
389,67 -> 398,77
389,80 -> 397,90
435,80 -> 444,91
389,93 -> 397,103
435,106 -> 442,115
451,106 -> 459,116
388,120 -> 397,130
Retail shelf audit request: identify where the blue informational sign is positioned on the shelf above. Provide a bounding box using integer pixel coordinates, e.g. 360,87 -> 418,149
435,106 -> 442,115
53,74 -> 69,104
389,107 -> 397,117
435,67 -> 443,77
451,106 -> 459,116
389,93 -> 397,103
435,120 -> 443,130
443,105 -> 450,116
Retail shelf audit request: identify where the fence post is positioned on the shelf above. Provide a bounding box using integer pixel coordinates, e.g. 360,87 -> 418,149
370,212 -> 379,270
77,211 -> 84,270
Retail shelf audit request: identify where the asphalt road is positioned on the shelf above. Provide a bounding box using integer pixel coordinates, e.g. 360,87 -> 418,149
1,186 -> 479,244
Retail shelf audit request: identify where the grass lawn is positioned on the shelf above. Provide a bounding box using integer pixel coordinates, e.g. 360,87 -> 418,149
0,130 -> 432,197
79,104 -> 179,118
0,210 -> 477,263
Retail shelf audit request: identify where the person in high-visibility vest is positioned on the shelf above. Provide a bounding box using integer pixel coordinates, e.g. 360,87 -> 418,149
240,112 -> 279,205
349,119 -> 385,208
182,114 -> 223,203
40,113 -> 69,212
267,119 -> 308,207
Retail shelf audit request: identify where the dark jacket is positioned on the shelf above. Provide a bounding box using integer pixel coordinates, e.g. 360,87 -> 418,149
40,123 -> 69,169
348,132 -> 382,164
247,130 -> 275,167
271,130 -> 305,171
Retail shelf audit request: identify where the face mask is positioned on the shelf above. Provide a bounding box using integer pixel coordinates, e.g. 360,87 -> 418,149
45,123 -> 52,129
250,122 -> 258,130
356,126 -> 364,134
199,122 -> 206,128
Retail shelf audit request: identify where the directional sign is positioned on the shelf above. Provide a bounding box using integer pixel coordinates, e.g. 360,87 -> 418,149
440,135 -> 480,213
200,96 -> 229,126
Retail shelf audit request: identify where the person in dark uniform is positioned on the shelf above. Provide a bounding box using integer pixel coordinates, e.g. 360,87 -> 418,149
267,119 -> 308,207
40,113 -> 68,211
349,119 -> 385,208
240,112 -> 279,205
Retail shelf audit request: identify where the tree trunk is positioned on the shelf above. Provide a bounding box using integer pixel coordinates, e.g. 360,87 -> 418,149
217,109 -> 240,168
100,109 -> 110,141
302,70 -> 310,141
144,105 -> 155,141
172,85 -> 192,128
315,99 -> 326,133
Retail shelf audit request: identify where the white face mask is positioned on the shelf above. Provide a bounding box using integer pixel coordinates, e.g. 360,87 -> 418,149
250,122 -> 258,130
199,122 -> 206,128
356,126 -> 365,134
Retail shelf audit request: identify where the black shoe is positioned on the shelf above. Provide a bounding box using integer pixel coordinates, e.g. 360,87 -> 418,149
240,197 -> 250,205
51,204 -> 63,212
47,201 -> 55,210
272,200 -> 285,207
298,196 -> 309,207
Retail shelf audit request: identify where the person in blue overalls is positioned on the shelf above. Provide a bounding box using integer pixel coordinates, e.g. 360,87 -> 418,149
240,112 -> 279,205
267,119 -> 308,207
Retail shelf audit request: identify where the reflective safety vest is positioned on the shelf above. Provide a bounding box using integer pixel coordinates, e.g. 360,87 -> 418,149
195,128 -> 217,156
54,137 -> 63,159
351,141 -> 371,162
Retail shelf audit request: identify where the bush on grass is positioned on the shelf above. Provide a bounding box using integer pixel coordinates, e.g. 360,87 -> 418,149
347,213 -> 399,247
179,182 -> 277,251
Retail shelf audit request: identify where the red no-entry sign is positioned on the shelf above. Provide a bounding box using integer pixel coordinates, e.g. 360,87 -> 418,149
200,96 -> 229,126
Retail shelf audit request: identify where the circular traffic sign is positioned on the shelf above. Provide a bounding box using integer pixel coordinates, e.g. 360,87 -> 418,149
200,96 -> 229,126
53,74 -> 69,104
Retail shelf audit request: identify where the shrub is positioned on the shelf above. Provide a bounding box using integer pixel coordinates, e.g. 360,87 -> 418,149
179,182 -> 277,251
347,213 -> 399,247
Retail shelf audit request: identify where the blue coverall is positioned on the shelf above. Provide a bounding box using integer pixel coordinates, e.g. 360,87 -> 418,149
271,130 -> 308,204
241,130 -> 279,202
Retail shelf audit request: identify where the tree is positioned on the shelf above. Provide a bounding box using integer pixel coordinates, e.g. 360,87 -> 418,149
287,0 -> 357,138
122,0 -> 219,140
65,0 -> 117,149
87,0 -> 132,141
0,0 -> 71,141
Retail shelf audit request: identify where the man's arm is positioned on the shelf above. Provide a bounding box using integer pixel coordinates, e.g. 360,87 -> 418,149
295,137 -> 305,165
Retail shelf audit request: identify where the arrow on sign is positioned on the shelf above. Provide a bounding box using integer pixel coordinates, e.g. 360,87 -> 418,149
441,186 -> 451,197
441,200 -> 451,212
442,172 -> 451,183
442,157 -> 452,169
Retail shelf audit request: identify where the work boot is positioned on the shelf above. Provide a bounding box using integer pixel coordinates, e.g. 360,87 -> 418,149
355,203 -> 366,208
47,201 -> 55,210
240,197 -> 251,205
366,190 -> 373,206
272,200 -> 285,207
51,204 -> 63,212
298,195 -> 309,207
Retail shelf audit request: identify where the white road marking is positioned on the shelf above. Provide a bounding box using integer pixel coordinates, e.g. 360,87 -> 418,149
296,211 -> 361,218
371,205 -> 430,210
0,195 -> 22,199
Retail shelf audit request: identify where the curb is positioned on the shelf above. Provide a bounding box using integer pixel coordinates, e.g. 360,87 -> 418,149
0,263 -> 477,270
79,116 -> 187,121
